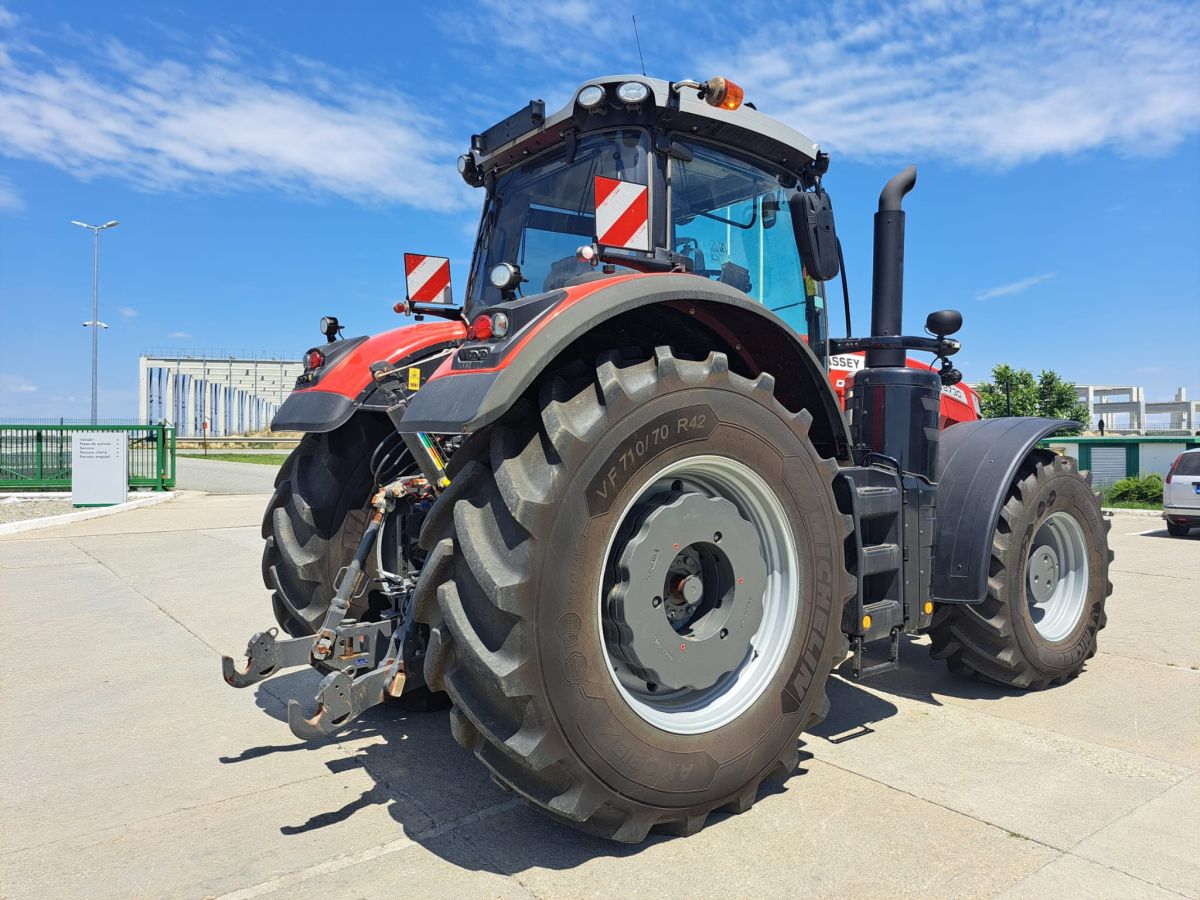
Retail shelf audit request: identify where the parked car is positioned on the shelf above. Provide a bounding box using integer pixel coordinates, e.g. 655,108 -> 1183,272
1164,449 -> 1200,536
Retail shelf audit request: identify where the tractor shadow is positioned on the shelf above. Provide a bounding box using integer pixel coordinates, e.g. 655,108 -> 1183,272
836,634 -> 1051,707
213,666 -> 908,874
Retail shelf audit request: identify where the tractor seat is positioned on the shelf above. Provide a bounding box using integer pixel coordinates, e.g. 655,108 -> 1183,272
719,261 -> 752,293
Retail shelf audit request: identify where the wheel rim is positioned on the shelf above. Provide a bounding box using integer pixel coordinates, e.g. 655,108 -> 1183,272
1025,510 -> 1089,643
598,455 -> 799,735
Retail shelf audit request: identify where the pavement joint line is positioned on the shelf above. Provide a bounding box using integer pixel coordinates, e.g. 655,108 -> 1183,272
832,678 -> 1199,777
0,560 -> 94,570
814,757 -> 1067,852
1110,567 -> 1197,582
1096,649 -> 1200,674
0,771 -> 335,858
66,537 -> 225,657
1060,771 -> 1199,897
213,797 -> 524,899
453,820 -> 545,900
1064,851 -> 1194,899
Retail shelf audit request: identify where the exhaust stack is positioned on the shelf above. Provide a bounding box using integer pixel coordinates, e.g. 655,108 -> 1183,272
867,166 -> 917,368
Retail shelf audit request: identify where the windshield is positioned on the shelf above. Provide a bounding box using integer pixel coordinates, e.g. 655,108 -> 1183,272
467,129 -> 649,310
670,141 -> 824,342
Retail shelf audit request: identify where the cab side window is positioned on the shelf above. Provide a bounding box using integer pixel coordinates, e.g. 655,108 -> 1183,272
669,143 -> 811,334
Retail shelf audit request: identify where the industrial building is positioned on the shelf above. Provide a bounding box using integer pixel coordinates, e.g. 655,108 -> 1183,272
138,349 -> 303,437
1076,384 -> 1198,435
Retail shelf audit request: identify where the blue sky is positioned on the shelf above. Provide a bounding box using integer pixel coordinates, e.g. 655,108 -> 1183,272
0,0 -> 1197,420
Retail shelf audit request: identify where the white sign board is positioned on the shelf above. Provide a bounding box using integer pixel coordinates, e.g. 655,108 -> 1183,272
72,432 -> 128,506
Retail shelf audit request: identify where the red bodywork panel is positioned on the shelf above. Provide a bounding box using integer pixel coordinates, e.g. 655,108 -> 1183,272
303,320 -> 466,401
300,279 -> 978,428
828,352 -> 980,427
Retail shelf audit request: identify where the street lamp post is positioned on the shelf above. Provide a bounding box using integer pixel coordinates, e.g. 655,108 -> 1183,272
72,220 -> 119,424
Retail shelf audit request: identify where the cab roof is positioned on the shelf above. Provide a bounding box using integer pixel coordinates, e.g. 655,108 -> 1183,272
469,75 -> 824,181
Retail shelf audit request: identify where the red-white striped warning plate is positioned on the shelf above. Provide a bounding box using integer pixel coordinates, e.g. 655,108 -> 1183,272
594,176 -> 649,251
404,253 -> 452,304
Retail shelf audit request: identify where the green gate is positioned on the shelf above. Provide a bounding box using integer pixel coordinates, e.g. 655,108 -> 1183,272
0,425 -> 176,491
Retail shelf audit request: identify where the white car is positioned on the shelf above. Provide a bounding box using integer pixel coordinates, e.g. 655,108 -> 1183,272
1164,448 -> 1200,536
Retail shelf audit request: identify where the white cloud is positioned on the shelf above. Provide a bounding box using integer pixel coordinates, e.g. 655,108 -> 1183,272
0,29 -> 469,210
707,0 -> 1200,165
120,306 -> 138,318
167,331 -> 192,339
0,373 -> 36,393
976,272 -> 1056,301
0,173 -> 21,211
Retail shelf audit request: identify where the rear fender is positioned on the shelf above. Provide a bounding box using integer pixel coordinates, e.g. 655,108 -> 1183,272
271,320 -> 466,433
932,417 -> 1076,604
397,272 -> 852,461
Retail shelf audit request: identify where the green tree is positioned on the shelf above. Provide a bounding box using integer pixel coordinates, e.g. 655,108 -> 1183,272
975,364 -> 1091,433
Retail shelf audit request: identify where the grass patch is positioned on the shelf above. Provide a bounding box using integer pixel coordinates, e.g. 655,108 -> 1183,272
180,453 -> 289,466
1101,474 -> 1164,510
1102,499 -> 1162,510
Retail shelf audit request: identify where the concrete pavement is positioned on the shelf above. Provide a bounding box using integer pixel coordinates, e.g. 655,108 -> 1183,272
175,455 -> 282,493
1,497 -> 1196,899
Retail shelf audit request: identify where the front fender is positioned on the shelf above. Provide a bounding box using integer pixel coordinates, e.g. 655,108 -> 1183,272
931,417 -> 1075,604
272,320 -> 466,433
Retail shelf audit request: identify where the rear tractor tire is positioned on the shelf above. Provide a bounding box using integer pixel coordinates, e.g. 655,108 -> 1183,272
261,414 -> 447,711
929,451 -> 1112,689
413,347 -> 853,841
261,414 -> 394,637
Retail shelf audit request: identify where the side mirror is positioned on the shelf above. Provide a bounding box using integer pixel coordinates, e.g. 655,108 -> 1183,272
925,309 -> 963,337
789,189 -> 840,281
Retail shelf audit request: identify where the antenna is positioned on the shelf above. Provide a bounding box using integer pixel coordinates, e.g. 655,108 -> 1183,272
632,15 -> 647,76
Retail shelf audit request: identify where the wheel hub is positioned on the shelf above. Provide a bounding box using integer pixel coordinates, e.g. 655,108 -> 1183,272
606,491 -> 767,692
1027,545 -> 1060,604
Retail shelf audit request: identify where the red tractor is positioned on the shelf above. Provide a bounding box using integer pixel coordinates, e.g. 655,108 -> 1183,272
224,74 -> 1110,842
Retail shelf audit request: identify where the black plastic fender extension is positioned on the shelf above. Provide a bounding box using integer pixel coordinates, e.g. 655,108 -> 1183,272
271,343 -> 457,433
931,417 -> 1076,604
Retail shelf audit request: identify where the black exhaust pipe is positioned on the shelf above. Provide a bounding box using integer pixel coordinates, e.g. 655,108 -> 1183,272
846,164 -> 940,480
867,166 -> 917,368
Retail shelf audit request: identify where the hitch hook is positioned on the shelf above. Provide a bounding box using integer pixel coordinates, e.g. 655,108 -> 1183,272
287,661 -> 407,740
221,628 -> 316,688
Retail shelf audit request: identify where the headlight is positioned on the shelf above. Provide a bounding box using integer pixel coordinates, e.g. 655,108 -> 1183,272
577,84 -> 606,110
616,81 -> 650,104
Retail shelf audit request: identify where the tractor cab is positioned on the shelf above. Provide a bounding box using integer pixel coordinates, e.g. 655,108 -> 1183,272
460,75 -> 833,350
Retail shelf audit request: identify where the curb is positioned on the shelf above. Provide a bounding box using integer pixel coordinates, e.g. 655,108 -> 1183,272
0,492 -> 177,536
1102,507 -> 1163,518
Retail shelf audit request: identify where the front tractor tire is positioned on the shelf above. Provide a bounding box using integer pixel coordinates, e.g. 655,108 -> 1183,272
413,348 -> 853,841
929,451 -> 1112,689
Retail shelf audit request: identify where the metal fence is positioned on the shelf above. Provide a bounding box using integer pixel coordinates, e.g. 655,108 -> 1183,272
0,424 -> 175,491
